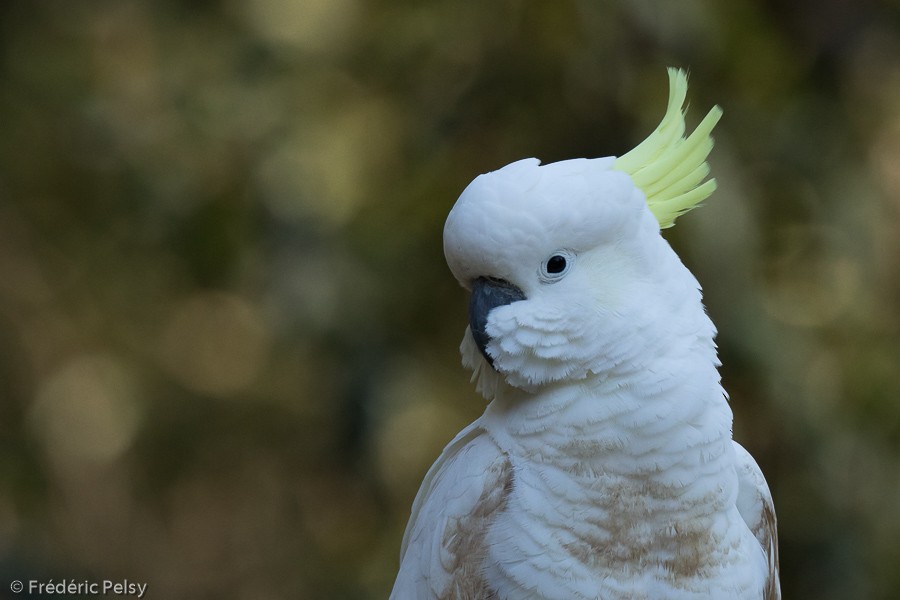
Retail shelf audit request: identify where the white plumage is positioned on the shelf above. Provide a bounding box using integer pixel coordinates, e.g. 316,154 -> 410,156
392,69 -> 779,600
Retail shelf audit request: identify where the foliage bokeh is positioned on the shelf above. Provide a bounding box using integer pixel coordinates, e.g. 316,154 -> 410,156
1,0 -> 900,598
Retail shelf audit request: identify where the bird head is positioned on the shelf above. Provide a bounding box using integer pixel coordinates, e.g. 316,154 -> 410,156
443,69 -> 723,399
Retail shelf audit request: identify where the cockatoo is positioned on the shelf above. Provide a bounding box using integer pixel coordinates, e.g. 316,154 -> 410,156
391,68 -> 779,600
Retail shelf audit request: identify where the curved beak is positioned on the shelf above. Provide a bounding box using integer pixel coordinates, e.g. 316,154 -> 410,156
469,277 -> 526,367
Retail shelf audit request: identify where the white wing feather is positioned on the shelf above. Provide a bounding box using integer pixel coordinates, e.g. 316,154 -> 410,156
733,441 -> 781,600
392,420 -> 510,599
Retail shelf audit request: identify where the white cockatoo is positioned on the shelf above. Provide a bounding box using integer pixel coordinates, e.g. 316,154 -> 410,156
391,68 -> 779,600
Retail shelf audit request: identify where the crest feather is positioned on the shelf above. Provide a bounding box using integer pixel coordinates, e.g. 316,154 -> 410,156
614,68 -> 723,229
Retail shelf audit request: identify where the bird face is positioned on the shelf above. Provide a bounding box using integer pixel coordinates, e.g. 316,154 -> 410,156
443,157 -> 685,392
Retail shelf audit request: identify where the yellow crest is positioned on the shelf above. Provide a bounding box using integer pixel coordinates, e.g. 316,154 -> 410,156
614,68 -> 723,229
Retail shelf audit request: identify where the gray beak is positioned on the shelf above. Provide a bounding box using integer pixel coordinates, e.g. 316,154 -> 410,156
469,277 -> 526,367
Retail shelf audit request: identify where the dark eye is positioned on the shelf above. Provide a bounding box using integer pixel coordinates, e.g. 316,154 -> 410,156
539,250 -> 574,283
546,255 -> 567,274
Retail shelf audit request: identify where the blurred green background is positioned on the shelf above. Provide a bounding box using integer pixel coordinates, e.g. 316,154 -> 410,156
1,0 -> 899,598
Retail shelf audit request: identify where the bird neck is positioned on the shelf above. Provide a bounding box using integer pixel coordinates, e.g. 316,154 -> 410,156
482,346 -> 734,483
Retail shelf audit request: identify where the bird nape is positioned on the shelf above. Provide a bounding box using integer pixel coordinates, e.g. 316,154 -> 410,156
392,68 -> 780,600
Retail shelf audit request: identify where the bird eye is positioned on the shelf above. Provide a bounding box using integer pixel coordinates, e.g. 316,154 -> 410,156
539,250 -> 574,283
546,255 -> 567,274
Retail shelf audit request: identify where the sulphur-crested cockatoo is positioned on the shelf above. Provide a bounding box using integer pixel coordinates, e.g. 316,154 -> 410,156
391,68 -> 779,600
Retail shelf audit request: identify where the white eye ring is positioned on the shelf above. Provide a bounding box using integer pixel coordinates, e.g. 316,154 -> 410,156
539,250 -> 574,284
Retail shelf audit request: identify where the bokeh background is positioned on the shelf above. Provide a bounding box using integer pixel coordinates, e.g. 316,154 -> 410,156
1,0 -> 899,598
